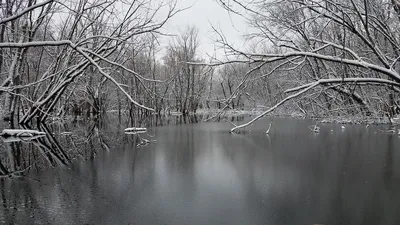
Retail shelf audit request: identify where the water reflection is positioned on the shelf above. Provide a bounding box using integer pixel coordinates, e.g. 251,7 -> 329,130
0,121 -> 103,178
1,117 -> 400,224
0,114 -> 234,178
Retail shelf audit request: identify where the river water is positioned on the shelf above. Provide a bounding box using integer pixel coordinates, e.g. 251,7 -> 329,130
1,116 -> 400,225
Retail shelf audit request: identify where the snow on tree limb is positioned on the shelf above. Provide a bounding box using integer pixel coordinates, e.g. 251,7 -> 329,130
0,40 -> 72,48
285,78 -> 400,93
0,0 -> 54,25
242,51 -> 400,82
0,39 -> 155,112
72,45 -> 155,111
230,83 -> 319,133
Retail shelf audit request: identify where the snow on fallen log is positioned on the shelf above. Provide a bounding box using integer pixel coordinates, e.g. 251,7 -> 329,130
0,129 -> 46,137
2,135 -> 45,143
125,131 -> 147,135
170,111 -> 182,116
124,127 -> 147,133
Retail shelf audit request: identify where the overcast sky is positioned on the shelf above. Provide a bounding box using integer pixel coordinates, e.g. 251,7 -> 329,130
160,0 -> 248,59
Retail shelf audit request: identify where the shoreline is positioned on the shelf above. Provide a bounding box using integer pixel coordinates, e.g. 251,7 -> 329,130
1,109 -> 398,126
192,109 -> 397,125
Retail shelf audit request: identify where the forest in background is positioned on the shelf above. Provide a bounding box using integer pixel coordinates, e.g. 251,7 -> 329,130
1,0 -> 400,131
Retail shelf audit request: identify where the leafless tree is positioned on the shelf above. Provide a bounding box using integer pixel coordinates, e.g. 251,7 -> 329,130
0,0 -> 179,125
163,26 -> 211,115
212,0 -> 400,132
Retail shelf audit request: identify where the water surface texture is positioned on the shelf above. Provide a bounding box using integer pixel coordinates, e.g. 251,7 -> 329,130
1,117 -> 400,225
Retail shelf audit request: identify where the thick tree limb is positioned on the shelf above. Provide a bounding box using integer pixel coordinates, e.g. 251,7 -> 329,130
285,78 -> 400,93
0,0 -> 54,24
246,51 -> 400,82
230,83 -> 319,133
0,39 -> 155,112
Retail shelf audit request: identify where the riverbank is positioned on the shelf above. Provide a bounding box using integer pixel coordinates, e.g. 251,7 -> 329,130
194,108 -> 397,125
1,108 -> 396,127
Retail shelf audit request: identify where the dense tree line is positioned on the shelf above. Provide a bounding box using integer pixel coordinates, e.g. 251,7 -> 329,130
0,0 -> 248,126
2,0 -> 400,131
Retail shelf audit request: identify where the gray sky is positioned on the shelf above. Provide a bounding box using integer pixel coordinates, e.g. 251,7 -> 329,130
160,0 -> 248,59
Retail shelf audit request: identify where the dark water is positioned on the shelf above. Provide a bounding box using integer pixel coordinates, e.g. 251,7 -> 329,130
1,116 -> 400,225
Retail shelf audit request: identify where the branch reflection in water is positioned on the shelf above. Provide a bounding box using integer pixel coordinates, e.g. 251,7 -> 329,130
3,117 -> 396,225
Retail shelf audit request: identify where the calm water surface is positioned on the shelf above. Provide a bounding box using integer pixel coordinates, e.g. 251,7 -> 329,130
1,117 -> 400,225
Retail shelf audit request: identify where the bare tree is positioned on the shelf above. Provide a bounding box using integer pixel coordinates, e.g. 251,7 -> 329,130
0,0 -> 178,125
212,0 -> 400,132
163,26 -> 210,115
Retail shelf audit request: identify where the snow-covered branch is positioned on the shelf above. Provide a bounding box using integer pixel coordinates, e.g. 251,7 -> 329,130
230,83 -> 319,133
285,78 -> 400,93
0,0 -> 54,24
245,51 -> 400,82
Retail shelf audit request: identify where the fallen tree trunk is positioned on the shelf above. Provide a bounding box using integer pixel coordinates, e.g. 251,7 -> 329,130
1,135 -> 45,143
124,127 -> 147,133
0,129 -> 46,137
125,131 -> 147,135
